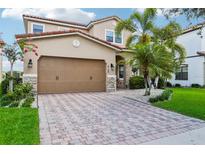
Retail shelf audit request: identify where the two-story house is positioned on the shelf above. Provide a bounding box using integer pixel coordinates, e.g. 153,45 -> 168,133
15,15 -> 133,93
170,23 -> 205,86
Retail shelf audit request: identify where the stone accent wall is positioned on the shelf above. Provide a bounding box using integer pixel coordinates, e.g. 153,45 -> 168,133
23,74 -> 37,94
106,75 -> 116,92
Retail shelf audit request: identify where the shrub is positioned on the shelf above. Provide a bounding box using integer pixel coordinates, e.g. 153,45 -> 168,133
0,92 -> 15,107
175,83 -> 181,87
21,96 -> 35,107
149,89 -> 173,103
191,84 -> 201,88
129,76 -> 145,89
9,101 -> 20,107
157,78 -> 165,89
166,81 -> 172,87
1,77 -> 22,95
14,83 -> 33,100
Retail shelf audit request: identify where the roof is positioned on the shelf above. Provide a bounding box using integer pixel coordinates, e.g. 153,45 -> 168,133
182,21 -> 205,35
0,39 -> 5,45
197,51 -> 205,56
15,30 -> 124,51
23,14 -> 122,29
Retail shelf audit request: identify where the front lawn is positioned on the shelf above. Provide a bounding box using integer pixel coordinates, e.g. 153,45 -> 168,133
0,108 -> 39,145
154,88 -> 205,120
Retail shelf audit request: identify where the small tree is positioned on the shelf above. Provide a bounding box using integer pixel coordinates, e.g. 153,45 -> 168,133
2,44 -> 23,92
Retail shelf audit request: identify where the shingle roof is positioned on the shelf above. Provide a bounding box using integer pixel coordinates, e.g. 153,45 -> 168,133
15,30 -> 123,50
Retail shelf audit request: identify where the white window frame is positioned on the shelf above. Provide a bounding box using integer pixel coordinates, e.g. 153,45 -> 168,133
31,22 -> 45,33
105,29 -> 123,45
58,26 -> 70,31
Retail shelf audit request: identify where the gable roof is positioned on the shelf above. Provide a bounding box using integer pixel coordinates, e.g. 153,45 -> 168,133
23,14 -> 122,30
15,30 -> 123,51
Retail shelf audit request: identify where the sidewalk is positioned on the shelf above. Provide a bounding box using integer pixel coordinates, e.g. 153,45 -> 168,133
142,126 -> 205,145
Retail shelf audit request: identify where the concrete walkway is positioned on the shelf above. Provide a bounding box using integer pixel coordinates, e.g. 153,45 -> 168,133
143,126 -> 205,145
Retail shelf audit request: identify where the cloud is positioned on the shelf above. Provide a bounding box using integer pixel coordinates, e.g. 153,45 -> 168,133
1,8 -> 96,24
134,8 -> 163,16
3,59 -> 23,72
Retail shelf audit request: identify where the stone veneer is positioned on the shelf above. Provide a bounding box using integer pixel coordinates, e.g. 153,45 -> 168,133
106,75 -> 116,92
23,74 -> 37,94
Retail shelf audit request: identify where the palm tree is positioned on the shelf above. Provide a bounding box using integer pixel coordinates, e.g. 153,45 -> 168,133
152,22 -> 186,88
2,44 -> 23,92
115,8 -> 157,47
130,42 -> 174,95
115,8 -> 158,95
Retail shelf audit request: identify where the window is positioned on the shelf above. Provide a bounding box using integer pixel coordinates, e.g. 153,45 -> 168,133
105,30 -> 122,44
175,64 -> 188,80
115,33 -> 122,44
119,65 -> 125,79
32,23 -> 44,33
106,30 -> 114,42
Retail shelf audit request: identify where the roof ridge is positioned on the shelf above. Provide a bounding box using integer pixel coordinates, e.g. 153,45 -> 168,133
23,14 -> 121,28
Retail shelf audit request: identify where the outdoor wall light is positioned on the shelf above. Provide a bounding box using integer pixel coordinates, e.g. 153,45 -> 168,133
110,63 -> 114,71
28,59 -> 33,68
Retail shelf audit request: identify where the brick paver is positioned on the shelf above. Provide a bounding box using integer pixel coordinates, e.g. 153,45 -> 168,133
38,92 -> 205,144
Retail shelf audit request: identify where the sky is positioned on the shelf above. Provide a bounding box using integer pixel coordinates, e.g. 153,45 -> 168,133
0,8 -> 204,72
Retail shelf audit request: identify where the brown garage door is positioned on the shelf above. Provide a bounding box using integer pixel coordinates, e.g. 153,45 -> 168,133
38,56 -> 106,93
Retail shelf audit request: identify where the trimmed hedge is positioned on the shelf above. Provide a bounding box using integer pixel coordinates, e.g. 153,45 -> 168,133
149,89 -> 173,103
191,84 -> 201,88
129,76 -> 145,89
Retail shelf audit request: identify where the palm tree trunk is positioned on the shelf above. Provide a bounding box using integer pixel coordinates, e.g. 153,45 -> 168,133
9,63 -> 14,92
144,73 -> 150,96
147,76 -> 152,95
154,76 -> 159,89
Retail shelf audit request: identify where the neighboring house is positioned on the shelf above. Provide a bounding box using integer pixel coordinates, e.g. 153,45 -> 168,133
0,39 -> 4,82
170,23 -> 205,86
15,15 -> 133,93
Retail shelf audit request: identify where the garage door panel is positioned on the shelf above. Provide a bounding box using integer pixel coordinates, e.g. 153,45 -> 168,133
38,56 -> 106,93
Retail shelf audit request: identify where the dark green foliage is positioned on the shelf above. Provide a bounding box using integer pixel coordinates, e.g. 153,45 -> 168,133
1,76 -> 22,95
129,76 -> 145,89
166,81 -> 172,87
9,101 -> 20,107
22,96 -> 35,107
0,83 -> 34,108
149,89 -> 173,103
191,84 -> 201,88
157,78 -> 165,89
175,83 -> 181,87
0,92 -> 16,107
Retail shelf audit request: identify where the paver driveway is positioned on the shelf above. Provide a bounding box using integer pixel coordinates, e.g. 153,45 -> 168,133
38,92 -> 205,144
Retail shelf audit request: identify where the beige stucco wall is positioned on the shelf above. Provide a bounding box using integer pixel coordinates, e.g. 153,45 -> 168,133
88,19 -> 132,48
24,35 -> 116,75
27,20 -> 88,33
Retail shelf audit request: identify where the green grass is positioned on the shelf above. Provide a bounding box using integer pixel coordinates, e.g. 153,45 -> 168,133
154,88 -> 205,120
0,108 -> 40,145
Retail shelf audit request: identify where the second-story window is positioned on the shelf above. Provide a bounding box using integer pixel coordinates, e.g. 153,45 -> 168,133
105,30 -> 122,44
115,33 -> 122,44
106,30 -> 114,42
32,23 -> 44,33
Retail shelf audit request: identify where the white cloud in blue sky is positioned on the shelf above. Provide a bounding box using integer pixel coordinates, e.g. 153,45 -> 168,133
1,8 -> 96,24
